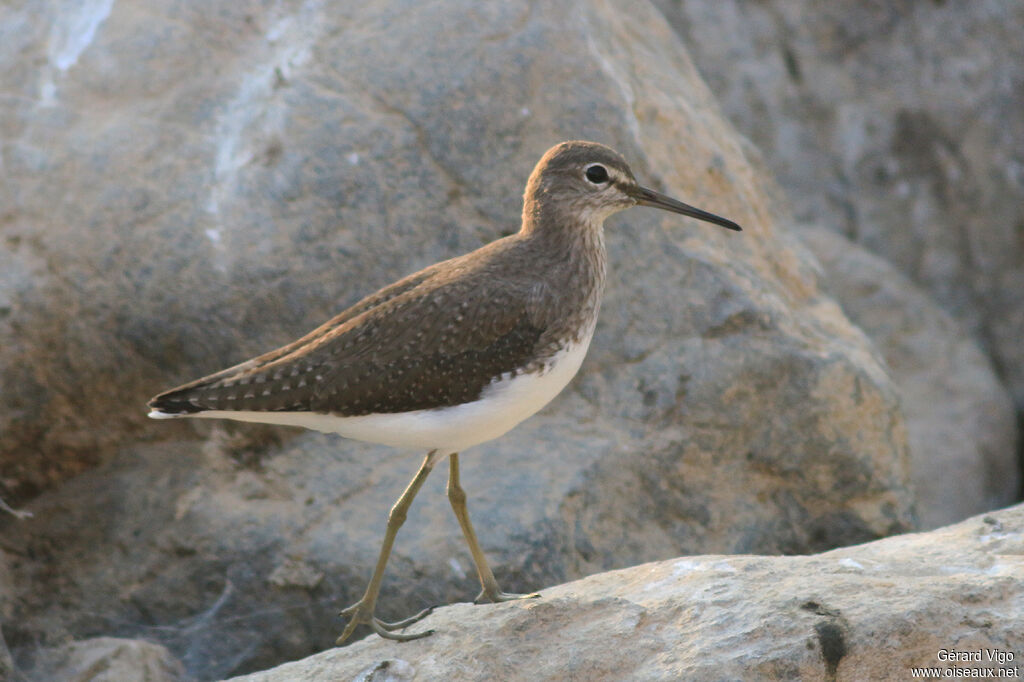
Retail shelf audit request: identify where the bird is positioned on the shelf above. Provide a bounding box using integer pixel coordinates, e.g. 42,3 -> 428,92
147,140 -> 741,645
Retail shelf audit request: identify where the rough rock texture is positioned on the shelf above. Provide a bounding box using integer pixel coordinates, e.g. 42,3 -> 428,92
656,0 -> 1024,422
1,0 -> 917,679
799,226 -> 1020,529
229,506 -> 1024,682
26,638 -> 185,682
0,622 -> 18,682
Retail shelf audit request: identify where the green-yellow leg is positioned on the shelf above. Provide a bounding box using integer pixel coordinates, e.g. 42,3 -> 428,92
336,451 -> 439,645
446,452 -> 540,603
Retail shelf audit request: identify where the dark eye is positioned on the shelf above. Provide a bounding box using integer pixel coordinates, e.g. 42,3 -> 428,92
585,164 -> 609,184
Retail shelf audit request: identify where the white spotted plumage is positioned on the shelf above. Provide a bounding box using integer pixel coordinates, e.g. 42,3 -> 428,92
148,324 -> 594,453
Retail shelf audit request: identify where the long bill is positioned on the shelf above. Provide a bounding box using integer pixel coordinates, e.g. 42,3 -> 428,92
633,185 -> 742,232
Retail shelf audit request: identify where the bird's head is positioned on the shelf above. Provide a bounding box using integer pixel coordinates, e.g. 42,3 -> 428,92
523,140 -> 741,232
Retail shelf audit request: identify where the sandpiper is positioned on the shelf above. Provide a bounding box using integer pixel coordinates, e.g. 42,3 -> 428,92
148,140 -> 741,644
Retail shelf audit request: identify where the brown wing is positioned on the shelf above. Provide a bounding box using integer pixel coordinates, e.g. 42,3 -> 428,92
148,246 -> 549,416
148,259 -> 445,414
309,274 -> 545,415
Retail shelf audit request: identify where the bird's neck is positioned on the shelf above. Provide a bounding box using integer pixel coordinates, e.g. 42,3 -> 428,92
519,195 -> 607,342
522,194 -> 606,266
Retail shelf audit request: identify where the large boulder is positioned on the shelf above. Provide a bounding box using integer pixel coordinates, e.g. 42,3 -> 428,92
657,0 -> 1024,423
2,0 -> 913,678
798,226 -> 1020,529
229,505 -> 1024,682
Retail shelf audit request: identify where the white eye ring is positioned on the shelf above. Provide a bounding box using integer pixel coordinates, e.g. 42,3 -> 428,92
584,163 -> 610,185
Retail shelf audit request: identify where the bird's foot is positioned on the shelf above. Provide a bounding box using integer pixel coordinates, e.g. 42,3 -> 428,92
336,600 -> 435,645
474,588 -> 541,604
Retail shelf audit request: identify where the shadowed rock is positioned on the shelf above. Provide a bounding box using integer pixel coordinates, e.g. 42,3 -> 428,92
799,226 -> 1019,528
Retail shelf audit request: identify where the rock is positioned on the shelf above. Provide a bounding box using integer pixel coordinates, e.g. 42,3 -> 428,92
0,496 -> 32,519
0,626 -> 21,682
798,226 -> 1020,529
228,506 -> 1024,682
22,637 -> 184,682
1,0 -> 913,679
0,552 -> 25,682
656,1 -> 1024,422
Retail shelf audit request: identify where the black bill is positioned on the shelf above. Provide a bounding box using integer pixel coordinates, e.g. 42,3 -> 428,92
633,185 -> 742,232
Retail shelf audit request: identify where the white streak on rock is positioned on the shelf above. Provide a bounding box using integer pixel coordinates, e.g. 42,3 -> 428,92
48,0 -> 115,71
447,557 -> 466,580
207,0 -> 325,219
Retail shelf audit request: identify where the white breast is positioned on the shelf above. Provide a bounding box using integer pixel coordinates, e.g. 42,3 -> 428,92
162,326 -> 595,454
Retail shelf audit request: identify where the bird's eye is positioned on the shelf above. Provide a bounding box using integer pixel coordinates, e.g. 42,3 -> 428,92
584,164 -> 610,185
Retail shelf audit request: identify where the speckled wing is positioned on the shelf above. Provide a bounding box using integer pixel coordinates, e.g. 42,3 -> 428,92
147,261 -> 444,414
147,253 -> 548,417
309,272 -> 546,415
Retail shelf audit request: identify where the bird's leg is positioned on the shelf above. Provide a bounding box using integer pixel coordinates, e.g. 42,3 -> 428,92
337,450 -> 439,645
446,452 -> 540,604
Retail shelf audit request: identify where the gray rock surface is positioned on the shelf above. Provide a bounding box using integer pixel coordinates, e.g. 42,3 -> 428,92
656,0 -> 1024,423
229,506 -> 1024,682
25,638 -> 185,682
0,0 -> 920,679
799,226 -> 1020,529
